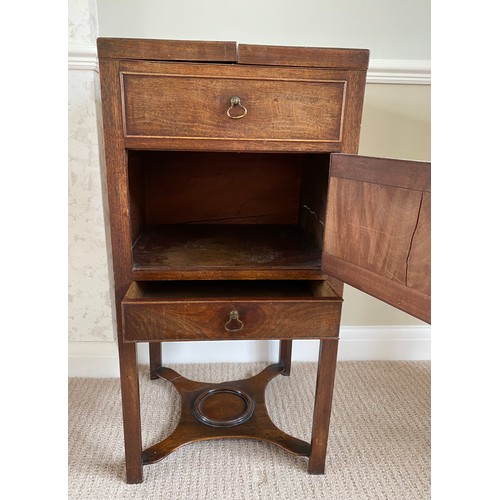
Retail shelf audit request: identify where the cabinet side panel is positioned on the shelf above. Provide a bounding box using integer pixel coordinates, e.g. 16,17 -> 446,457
99,59 -> 134,298
339,71 -> 367,154
127,152 -> 145,244
299,155 -> 330,248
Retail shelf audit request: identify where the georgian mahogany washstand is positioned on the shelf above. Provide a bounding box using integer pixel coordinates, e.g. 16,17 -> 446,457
97,38 -> 431,483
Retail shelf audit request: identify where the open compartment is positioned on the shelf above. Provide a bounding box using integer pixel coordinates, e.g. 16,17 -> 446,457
127,151 -> 330,279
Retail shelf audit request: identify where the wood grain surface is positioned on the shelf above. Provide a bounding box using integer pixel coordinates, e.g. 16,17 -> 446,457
122,281 -> 341,342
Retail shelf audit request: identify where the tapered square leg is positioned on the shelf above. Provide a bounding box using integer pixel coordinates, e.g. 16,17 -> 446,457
118,340 -> 143,483
308,338 -> 339,474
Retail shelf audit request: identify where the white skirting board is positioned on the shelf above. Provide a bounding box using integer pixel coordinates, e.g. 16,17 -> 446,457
68,326 -> 430,378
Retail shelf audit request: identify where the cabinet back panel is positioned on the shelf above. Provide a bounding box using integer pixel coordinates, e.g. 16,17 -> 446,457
140,152 -> 304,225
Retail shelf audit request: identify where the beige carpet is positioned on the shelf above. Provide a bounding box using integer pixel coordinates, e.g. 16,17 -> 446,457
68,361 -> 430,499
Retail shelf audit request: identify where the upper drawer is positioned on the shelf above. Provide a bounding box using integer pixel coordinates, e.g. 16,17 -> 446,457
119,61 -> 356,152
121,280 -> 342,342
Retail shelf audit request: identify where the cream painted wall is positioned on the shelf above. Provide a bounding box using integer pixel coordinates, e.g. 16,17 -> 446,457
95,0 -> 430,60
69,0 -> 430,346
360,84 -> 431,161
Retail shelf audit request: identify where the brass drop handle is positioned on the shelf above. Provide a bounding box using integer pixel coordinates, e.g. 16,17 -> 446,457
226,96 -> 247,119
224,310 -> 244,332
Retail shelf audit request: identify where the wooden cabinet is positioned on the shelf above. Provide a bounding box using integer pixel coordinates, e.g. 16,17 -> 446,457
97,38 -> 430,483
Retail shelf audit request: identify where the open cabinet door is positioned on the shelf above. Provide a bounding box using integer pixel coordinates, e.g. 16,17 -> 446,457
322,154 -> 431,323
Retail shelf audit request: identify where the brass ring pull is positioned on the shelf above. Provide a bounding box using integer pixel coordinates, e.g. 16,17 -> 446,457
226,96 -> 247,119
224,310 -> 244,332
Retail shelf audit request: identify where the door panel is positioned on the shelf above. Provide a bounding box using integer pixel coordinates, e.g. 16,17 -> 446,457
406,191 -> 431,296
322,154 -> 431,323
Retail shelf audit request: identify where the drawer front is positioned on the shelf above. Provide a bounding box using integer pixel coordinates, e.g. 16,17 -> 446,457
120,61 -> 349,152
121,281 -> 342,342
122,300 -> 340,342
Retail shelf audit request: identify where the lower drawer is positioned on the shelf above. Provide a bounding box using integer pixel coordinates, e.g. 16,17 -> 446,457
121,280 -> 342,342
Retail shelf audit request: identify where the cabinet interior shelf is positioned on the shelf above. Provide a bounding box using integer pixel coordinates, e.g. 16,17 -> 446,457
132,224 -> 323,279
